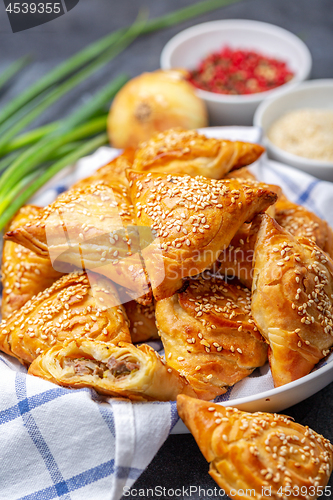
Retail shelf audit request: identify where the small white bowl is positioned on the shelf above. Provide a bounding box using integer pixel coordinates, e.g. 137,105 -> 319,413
254,79 -> 333,181
161,20 -> 312,126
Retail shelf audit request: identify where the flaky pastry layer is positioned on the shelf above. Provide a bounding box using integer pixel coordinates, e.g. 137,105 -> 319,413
29,339 -> 195,401
133,128 -> 265,179
1,205 -> 65,319
128,170 -> 277,300
252,214 -> 333,387
177,395 -> 333,500
156,276 -> 267,400
0,272 -> 131,365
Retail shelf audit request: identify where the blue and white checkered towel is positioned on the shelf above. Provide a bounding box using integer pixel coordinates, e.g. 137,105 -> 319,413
1,127 -> 333,500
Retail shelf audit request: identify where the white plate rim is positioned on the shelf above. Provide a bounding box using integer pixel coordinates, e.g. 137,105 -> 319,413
169,147 -> 333,431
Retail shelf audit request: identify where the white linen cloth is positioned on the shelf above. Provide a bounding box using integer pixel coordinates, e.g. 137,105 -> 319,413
0,127 -> 332,500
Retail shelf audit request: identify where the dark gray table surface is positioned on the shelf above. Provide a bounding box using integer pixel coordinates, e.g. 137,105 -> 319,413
0,0 -> 332,498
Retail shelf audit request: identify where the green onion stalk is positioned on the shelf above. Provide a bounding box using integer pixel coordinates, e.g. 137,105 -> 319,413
0,0 -> 240,128
0,17 -> 142,152
0,0 -> 242,227
0,133 -> 108,230
0,113 -> 109,198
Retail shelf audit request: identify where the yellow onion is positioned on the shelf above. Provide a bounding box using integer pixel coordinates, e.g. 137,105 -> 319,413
107,69 -> 208,149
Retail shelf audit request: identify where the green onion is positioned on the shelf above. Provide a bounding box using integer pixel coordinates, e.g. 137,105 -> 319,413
0,55 -> 31,92
0,0 -> 242,224
1,107 -> 108,155
0,142 -> 82,192
0,170 -> 41,216
0,73 -> 126,193
0,90 -> 48,136
55,74 -> 128,134
47,142 -> 86,161
144,0 -> 242,32
0,33 -> 123,127
0,122 -> 59,154
0,151 -> 20,174
0,114 -> 107,174
0,0 -> 240,128
0,133 -> 108,231
0,114 -> 108,198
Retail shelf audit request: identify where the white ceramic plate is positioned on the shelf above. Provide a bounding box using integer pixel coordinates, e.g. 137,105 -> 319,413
172,358 -> 333,433
173,156 -> 333,433
2,126 -> 333,435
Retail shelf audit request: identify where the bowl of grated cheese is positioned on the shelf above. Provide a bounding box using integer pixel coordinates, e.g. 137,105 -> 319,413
253,79 -> 333,181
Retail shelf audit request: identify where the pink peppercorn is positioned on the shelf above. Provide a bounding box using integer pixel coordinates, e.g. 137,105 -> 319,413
188,46 -> 294,95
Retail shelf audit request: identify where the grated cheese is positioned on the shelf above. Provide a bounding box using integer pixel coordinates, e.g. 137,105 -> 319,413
268,108 -> 333,162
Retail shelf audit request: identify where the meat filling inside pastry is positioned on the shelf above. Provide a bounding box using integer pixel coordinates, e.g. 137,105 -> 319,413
28,339 -> 196,401
177,394 -> 333,500
156,276 -> 268,400
251,214 -> 333,387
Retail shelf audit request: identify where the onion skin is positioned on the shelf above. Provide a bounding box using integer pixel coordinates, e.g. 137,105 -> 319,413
107,69 -> 208,149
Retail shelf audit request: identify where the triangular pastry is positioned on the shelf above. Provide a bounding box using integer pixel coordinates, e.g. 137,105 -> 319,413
133,128 -> 265,179
28,338 -> 196,401
5,178 -> 151,304
275,194 -> 333,259
72,148 -> 134,189
156,275 -> 267,400
0,272 -> 131,365
215,189 -> 328,290
177,394 -> 333,500
124,299 -> 159,343
128,170 -> 277,300
1,205 -> 65,319
251,214 -> 333,387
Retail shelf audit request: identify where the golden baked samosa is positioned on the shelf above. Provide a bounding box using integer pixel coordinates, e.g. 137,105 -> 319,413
5,179 -> 151,304
252,214 -> 333,387
275,194 -> 333,258
133,128 -> 265,179
128,170 -> 277,301
1,205 -> 65,319
156,276 -> 267,400
178,395 -> 333,500
0,272 -> 131,365
29,338 -> 195,401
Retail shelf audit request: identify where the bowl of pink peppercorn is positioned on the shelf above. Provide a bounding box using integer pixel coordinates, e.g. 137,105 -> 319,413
160,20 -> 312,126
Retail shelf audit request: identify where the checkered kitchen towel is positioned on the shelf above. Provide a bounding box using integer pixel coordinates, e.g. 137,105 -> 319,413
1,127 -> 333,500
